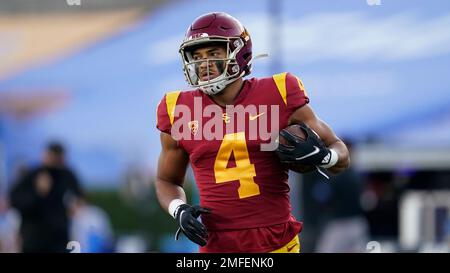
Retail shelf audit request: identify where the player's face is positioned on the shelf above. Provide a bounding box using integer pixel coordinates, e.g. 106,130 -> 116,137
192,45 -> 227,81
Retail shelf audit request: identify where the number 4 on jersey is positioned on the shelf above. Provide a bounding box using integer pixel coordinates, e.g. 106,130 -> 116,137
214,132 -> 260,199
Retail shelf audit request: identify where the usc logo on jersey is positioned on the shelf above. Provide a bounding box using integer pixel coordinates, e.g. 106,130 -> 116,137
222,113 -> 230,123
187,120 -> 199,135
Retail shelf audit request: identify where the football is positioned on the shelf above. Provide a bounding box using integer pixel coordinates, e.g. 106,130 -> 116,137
278,124 -> 316,173
279,124 -> 307,144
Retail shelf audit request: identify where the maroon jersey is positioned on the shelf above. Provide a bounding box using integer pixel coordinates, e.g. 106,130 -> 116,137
157,72 -> 309,252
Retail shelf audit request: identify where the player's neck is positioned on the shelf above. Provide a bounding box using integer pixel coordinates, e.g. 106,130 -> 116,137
210,78 -> 244,106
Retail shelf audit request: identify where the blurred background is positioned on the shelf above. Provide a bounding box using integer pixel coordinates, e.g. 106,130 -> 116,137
1,0 -> 450,253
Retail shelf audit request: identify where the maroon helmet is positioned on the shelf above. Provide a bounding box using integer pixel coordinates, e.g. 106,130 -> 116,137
179,12 -> 253,95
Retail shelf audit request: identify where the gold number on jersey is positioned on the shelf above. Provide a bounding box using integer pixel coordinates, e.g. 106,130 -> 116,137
214,132 -> 260,199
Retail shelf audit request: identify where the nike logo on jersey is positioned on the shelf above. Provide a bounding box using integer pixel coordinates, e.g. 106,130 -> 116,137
295,146 -> 320,160
249,112 -> 265,121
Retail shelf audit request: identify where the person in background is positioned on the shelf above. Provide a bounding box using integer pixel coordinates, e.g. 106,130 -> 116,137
9,141 -> 84,252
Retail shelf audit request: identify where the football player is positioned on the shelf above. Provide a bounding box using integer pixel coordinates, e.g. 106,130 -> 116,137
155,12 -> 350,253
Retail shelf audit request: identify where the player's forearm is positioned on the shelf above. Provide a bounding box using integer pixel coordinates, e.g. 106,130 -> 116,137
155,178 -> 187,213
327,141 -> 350,174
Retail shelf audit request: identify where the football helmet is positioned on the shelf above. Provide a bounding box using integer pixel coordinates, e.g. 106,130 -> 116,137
179,12 -> 253,95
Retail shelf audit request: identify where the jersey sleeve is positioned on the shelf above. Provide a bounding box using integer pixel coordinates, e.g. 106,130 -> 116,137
286,72 -> 309,111
272,72 -> 309,114
156,91 -> 181,135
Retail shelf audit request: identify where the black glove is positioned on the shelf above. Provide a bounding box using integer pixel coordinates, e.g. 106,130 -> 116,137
174,204 -> 211,246
276,123 -> 332,166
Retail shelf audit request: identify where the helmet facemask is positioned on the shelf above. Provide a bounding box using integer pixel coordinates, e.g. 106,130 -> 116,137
180,37 -> 245,96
